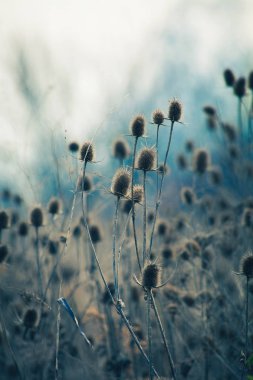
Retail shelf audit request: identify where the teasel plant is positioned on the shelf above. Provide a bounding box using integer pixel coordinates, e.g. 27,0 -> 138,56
30,207 -> 44,298
129,115 -> 146,273
148,99 -> 183,257
136,147 -> 156,266
134,263 -> 177,380
112,137 -> 130,167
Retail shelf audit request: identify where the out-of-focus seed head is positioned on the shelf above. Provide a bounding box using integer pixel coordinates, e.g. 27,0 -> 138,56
148,211 -> 154,224
168,99 -> 182,122
80,141 -> 95,162
222,123 -> 237,142
193,148 -> 210,175
185,140 -> 194,153
2,188 -> 11,202
242,209 -> 253,228
48,197 -> 61,215
241,253 -> 253,277
102,282 -> 115,305
122,199 -> 132,214
137,147 -> 156,171
89,224 -> 102,244
132,185 -> 144,204
182,293 -> 195,307
180,187 -> 195,205
78,175 -> 92,192
206,116 -> 217,131
248,71 -> 253,91
73,225 -> 82,238
209,167 -> 223,185
0,211 -> 8,230
111,168 -> 131,197
48,240 -> 59,255
162,246 -> 174,260
224,68 -> 235,87
177,154 -> 187,170
234,77 -> 246,98
13,194 -> 23,206
157,220 -> 168,236
18,222 -> 29,237
158,163 -> 169,175
0,245 -> 8,263
68,142 -> 79,153
23,309 -> 38,328
112,138 -> 130,160
130,115 -> 146,137
30,207 -> 43,228
152,109 -> 165,125
142,264 -> 160,288
203,105 -> 217,117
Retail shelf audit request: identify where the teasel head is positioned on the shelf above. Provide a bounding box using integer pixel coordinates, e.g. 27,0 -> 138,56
73,225 -> 82,239
185,140 -> 194,153
224,68 -> 235,87
158,163 -> 169,175
168,99 -> 182,122
132,184 -> 144,204
162,246 -> 174,261
18,222 -> 29,237
193,148 -> 210,175
136,147 -> 156,171
80,141 -> 95,162
248,71 -> 253,91
78,175 -> 92,192
122,199 -> 132,214
157,219 -> 169,236
147,211 -> 154,224
13,194 -> 23,207
112,138 -> 130,160
111,168 -> 131,197
203,105 -> 217,117
142,263 -> 161,289
240,252 -> 253,278
209,166 -> 223,186
242,208 -> 253,228
23,309 -> 38,329
221,123 -> 237,142
30,207 -> 43,228
68,141 -> 79,153
48,240 -> 59,255
177,154 -> 187,170
182,293 -> 196,307
0,211 -> 8,230
48,197 -> 61,215
234,77 -> 246,98
0,245 -> 8,263
130,115 -> 146,138
89,224 -> 102,244
152,109 -> 165,125
180,187 -> 195,205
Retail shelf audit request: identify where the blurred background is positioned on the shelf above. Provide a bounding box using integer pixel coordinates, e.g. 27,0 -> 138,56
0,0 -> 252,202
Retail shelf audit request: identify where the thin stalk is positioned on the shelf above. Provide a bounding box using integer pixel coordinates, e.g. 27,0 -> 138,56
55,282 -> 61,380
156,125 -> 160,199
238,98 -> 243,140
148,122 -> 174,256
35,227 -> 43,298
151,291 -> 177,380
131,137 -> 142,273
113,196 -> 120,300
245,276 -> 249,359
147,290 -> 153,380
143,170 -> 147,265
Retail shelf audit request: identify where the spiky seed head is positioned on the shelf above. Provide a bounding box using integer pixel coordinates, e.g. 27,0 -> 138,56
193,148 -> 210,175
68,142 -> 79,153
223,69 -> 235,87
113,138 -> 130,160
177,154 -> 187,170
241,253 -> 253,277
158,163 -> 169,175
80,141 -> 95,162
137,147 -> 156,171
130,115 -> 146,137
162,246 -> 174,260
0,211 -> 8,230
157,220 -> 168,236
249,71 -> 253,91
73,225 -> 82,238
142,264 -> 160,288
89,224 -> 102,244
132,185 -> 144,204
23,309 -> 38,328
78,175 -> 92,192
122,199 -> 132,214
234,77 -> 246,98
30,207 -> 43,228
168,99 -> 182,122
180,187 -> 195,205
18,222 -> 29,237
0,245 -> 8,263
48,240 -> 59,255
203,105 -> 216,117
48,197 -> 61,215
111,168 -> 131,197
152,109 -> 165,125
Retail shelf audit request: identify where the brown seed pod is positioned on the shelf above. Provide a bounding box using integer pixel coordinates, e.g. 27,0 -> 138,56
80,141 -> 95,162
130,115 -> 146,137
168,99 -> 182,122
112,138 -> 130,160
193,148 -> 210,175
0,211 -> 8,230
142,264 -> 160,288
68,142 -> 79,153
132,185 -> 144,204
78,175 -> 92,192
241,253 -> 253,277
18,222 -> 29,237
30,207 -> 43,228
137,147 -> 156,171
152,109 -> 165,125
111,168 -> 131,197
89,224 -> 102,244
48,197 -> 61,215
223,68 -> 235,87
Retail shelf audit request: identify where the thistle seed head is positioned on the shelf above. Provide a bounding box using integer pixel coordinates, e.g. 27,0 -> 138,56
132,185 -> 144,204
224,68 -> 235,87
111,168 -> 131,197
152,109 -> 165,125
240,253 -> 253,277
168,99 -> 182,122
130,115 -> 146,137
193,148 -> 210,175
68,142 -> 79,153
30,207 -> 43,228
142,263 -> 160,289
137,147 -> 156,171
80,141 -> 95,162
113,138 -> 130,160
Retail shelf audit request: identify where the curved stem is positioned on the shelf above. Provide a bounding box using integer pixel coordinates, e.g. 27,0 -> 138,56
131,137 -> 142,273
245,276 -> 249,359
151,291 -> 177,380
143,170 -> 147,265
148,122 -> 174,256
113,196 -> 120,300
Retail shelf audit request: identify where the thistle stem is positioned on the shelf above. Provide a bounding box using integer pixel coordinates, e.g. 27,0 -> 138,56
35,227 -> 43,298
147,290 -> 153,380
143,170 -> 147,265
113,196 -> 120,300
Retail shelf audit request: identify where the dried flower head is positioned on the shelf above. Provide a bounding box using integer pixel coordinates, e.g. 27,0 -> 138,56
113,138 -> 130,160
18,222 -> 29,237
73,225 -> 82,238
48,240 -> 59,255
0,211 -> 8,230
152,109 -> 165,125
158,163 -> 169,175
180,187 -> 195,205
78,175 -> 92,192
234,77 -> 246,98
157,220 -> 168,236
68,142 -> 79,153
137,147 -> 156,171
203,105 -> 217,117
0,245 -> 8,263
142,263 -> 160,288
80,141 -> 95,162
177,154 -> 187,170
111,168 -> 131,197
193,148 -> 210,174
89,224 -> 102,244
130,115 -> 146,137
185,140 -> 194,153
168,99 -> 182,122
30,207 -> 43,228
48,198 -> 61,215
132,185 -> 144,204
224,69 -> 235,87
240,253 -> 253,277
